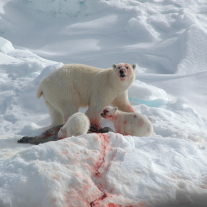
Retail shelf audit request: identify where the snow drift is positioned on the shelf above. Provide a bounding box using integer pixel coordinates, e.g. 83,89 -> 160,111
0,0 -> 207,206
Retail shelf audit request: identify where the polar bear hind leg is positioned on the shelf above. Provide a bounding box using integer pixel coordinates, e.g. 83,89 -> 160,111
59,100 -> 80,123
44,94 -> 80,127
44,100 -> 64,127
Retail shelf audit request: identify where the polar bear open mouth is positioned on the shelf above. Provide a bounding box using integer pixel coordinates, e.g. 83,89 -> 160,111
120,74 -> 126,78
101,113 -> 106,117
101,109 -> 108,117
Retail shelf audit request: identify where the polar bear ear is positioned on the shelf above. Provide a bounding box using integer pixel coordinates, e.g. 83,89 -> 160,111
112,64 -> 117,69
114,107 -> 118,111
132,64 -> 136,70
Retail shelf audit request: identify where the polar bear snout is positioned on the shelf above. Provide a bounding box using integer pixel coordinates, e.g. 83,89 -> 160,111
119,69 -> 126,78
101,108 -> 109,118
58,127 -> 66,139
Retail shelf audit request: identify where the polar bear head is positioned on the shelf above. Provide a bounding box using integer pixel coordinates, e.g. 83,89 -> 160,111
101,106 -> 118,120
112,63 -> 136,81
58,127 -> 67,139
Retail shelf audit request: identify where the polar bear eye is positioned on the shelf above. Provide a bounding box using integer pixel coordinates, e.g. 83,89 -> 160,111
126,66 -> 128,69
118,66 -> 121,69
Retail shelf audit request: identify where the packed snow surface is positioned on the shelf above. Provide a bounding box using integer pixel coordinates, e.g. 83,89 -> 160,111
0,0 -> 207,206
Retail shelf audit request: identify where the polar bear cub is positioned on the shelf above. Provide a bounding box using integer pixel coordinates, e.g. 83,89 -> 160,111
101,106 -> 153,137
58,112 -> 90,138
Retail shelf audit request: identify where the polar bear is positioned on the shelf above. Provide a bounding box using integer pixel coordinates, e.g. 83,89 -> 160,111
58,112 -> 90,138
101,106 -> 153,137
37,63 -> 136,128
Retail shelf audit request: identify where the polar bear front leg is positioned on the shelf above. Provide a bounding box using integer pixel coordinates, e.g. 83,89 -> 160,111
85,106 -> 102,132
85,94 -> 108,132
112,91 -> 135,112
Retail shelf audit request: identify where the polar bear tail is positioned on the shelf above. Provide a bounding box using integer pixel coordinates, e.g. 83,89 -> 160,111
36,84 -> 43,99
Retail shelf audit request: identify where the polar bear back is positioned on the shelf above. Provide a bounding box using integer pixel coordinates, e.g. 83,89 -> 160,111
66,112 -> 90,137
37,64 -> 112,107
114,112 -> 153,137
58,112 -> 90,138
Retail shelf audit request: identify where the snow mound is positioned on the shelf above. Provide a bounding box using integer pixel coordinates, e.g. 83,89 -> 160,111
0,37 -> 15,54
0,1 -> 207,206
0,133 -> 207,207
129,80 -> 169,107
135,98 -> 207,140
14,0 -> 110,18
0,37 -> 61,134
148,25 -> 207,74
125,17 -> 158,43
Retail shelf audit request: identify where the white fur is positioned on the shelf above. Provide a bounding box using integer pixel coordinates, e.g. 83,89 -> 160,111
101,106 -> 153,137
58,112 -> 90,138
37,63 -> 136,127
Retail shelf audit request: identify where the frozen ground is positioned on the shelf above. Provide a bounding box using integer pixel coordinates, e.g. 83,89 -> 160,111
0,0 -> 207,206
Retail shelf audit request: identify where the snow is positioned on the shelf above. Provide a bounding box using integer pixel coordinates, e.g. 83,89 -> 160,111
0,0 -> 207,206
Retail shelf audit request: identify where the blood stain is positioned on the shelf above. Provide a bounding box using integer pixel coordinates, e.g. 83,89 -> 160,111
108,203 -> 122,207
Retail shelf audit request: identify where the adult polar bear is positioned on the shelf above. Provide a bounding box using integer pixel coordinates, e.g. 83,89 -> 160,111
37,63 -> 136,129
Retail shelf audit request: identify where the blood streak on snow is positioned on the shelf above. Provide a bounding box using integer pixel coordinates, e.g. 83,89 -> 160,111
137,204 -> 146,207
109,188 -> 115,193
90,134 -> 127,207
90,133 -> 116,207
88,134 -> 144,207
57,134 -> 143,207
93,133 -> 110,178
61,150 -> 69,155
63,173 -> 99,207
50,198 -> 58,205
108,203 -> 122,207
52,174 -> 61,180
90,193 -> 107,207
97,202 -> 144,207
95,134 -> 109,159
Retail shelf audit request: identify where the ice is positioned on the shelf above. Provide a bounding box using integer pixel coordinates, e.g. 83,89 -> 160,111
0,37 -> 15,54
129,80 -> 169,107
0,0 -> 207,206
